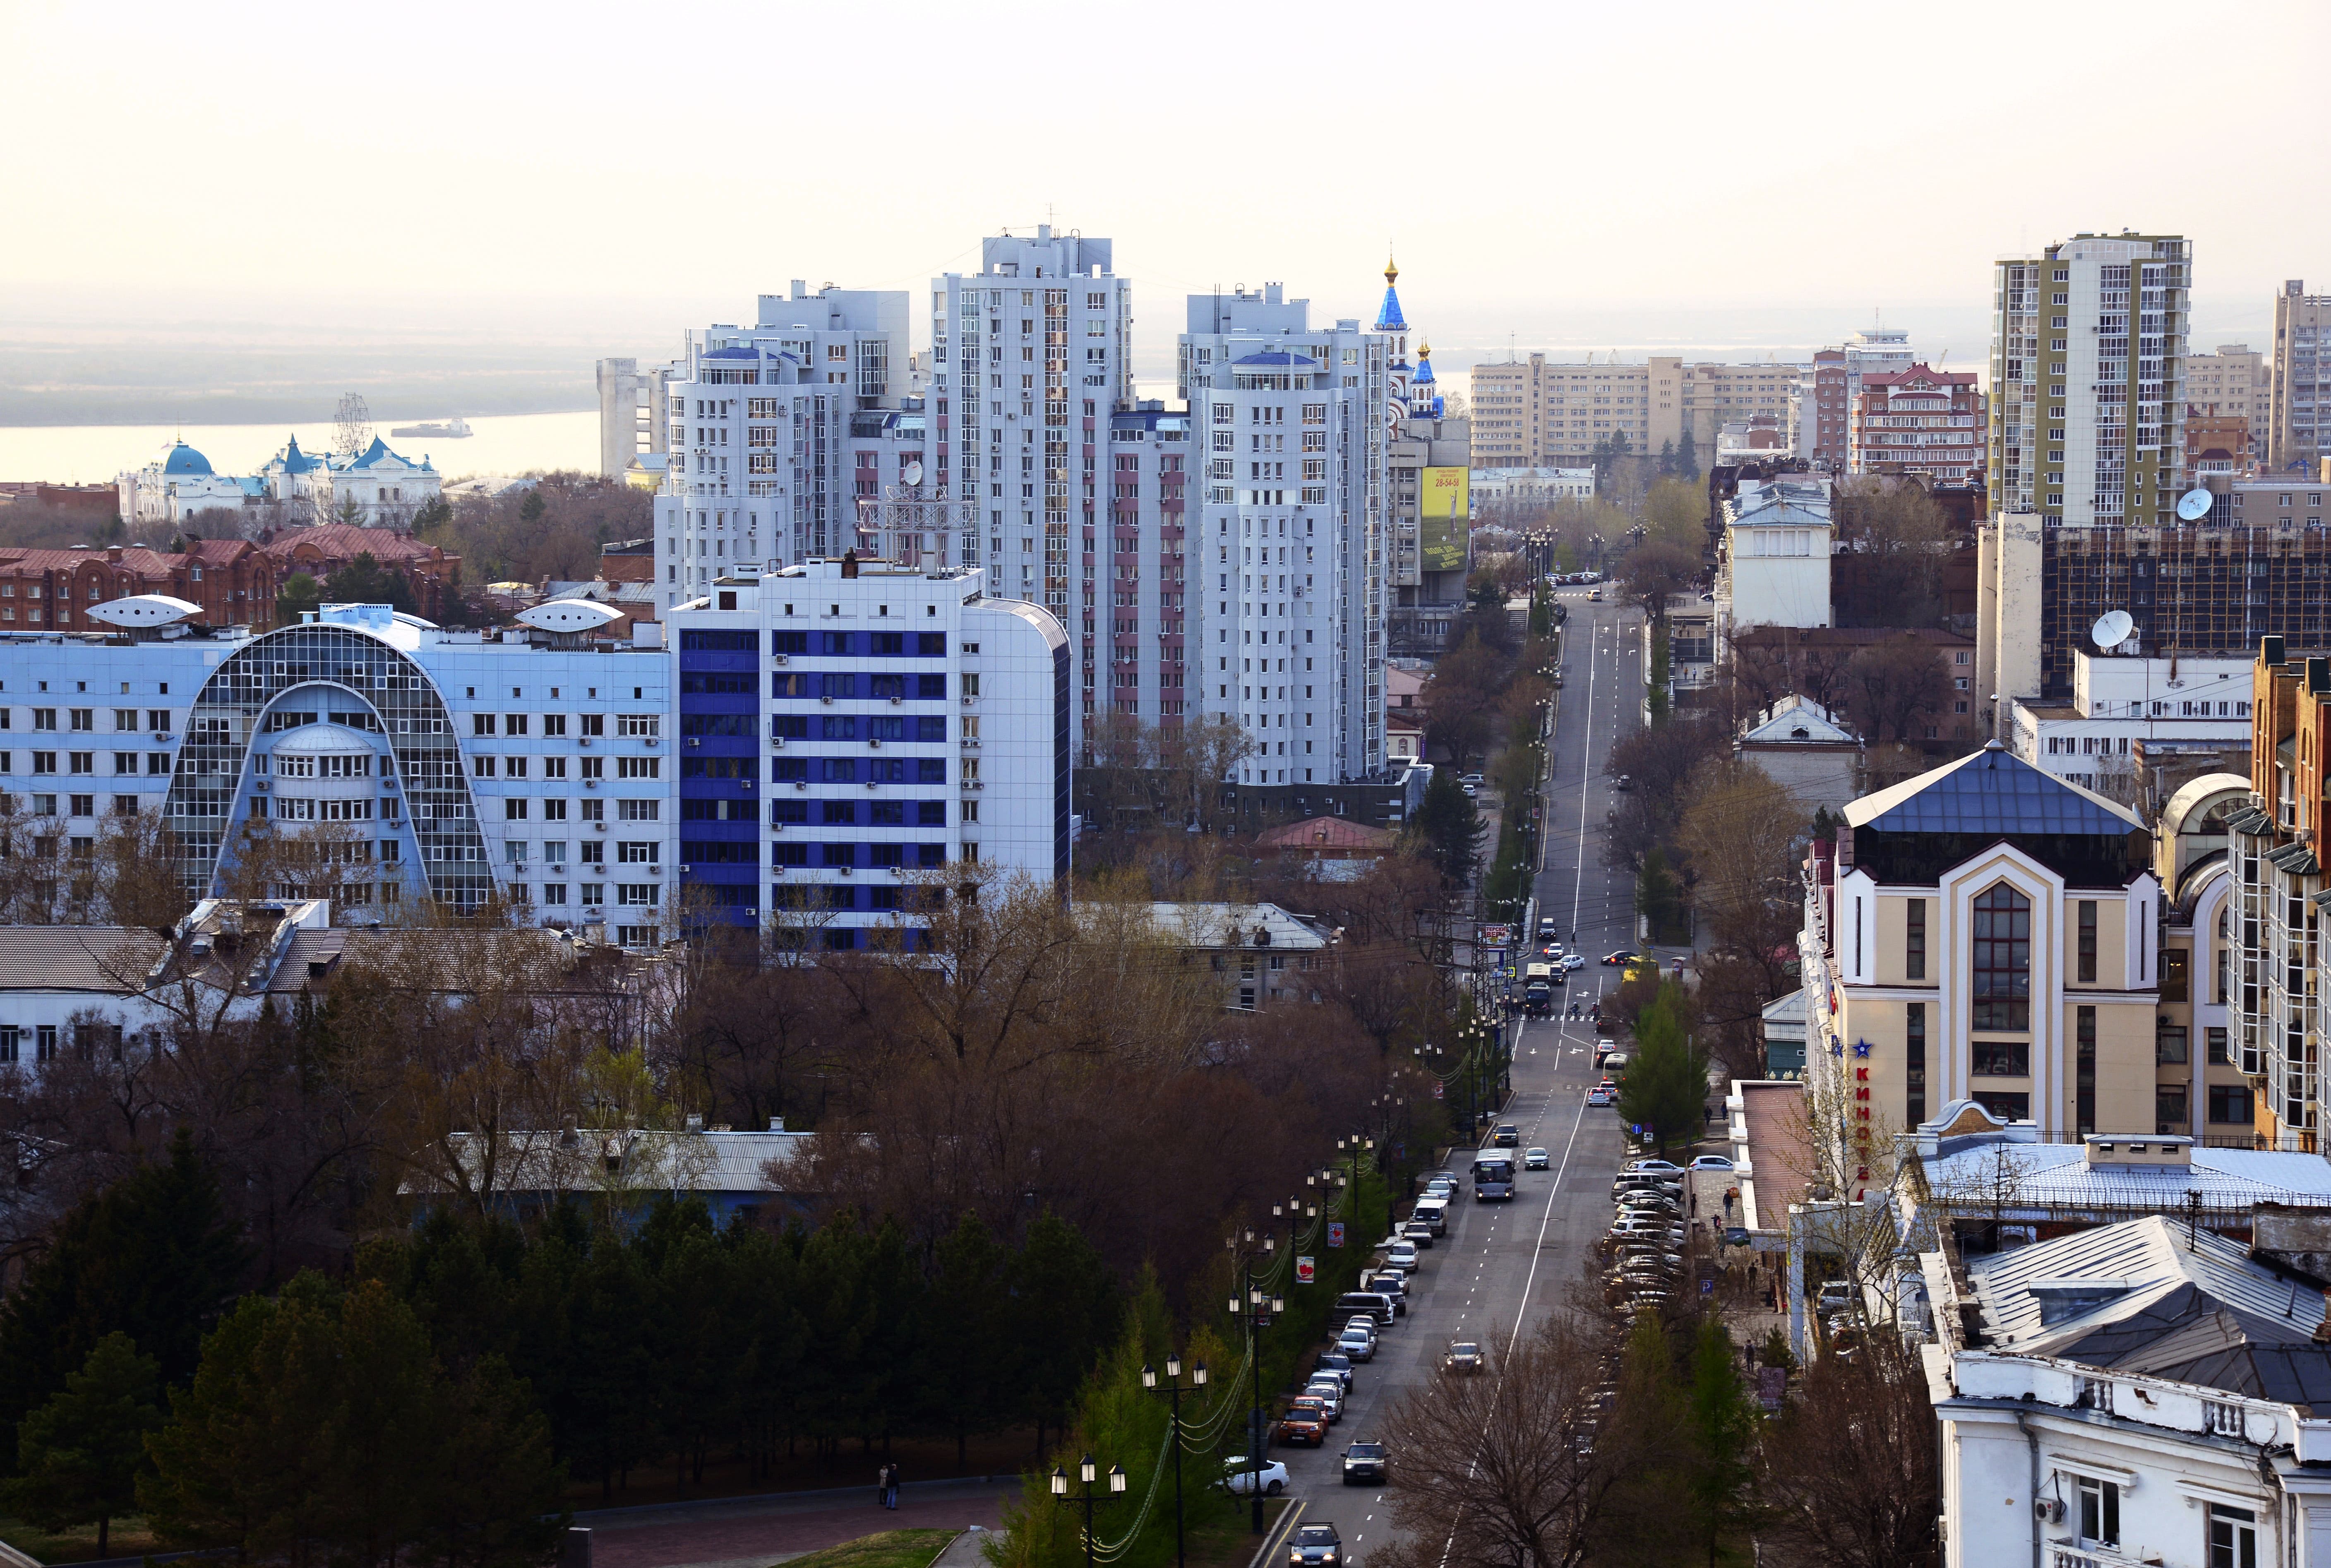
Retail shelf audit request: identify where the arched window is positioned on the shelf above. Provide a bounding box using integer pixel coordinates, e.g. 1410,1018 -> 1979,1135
1972,883 -> 2032,1031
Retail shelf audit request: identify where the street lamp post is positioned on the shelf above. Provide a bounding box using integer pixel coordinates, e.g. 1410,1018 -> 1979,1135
1140,1358 -> 1208,1568
1223,1253 -> 1285,1534
1335,1132 -> 1375,1242
1049,1454 -> 1128,1568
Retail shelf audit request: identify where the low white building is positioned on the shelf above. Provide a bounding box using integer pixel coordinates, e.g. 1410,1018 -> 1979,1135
1716,475 -> 1832,656
2008,651 -> 2253,797
1922,1213 -> 2331,1568
1735,694 -> 1859,814
117,435 -> 443,528
1469,466 -> 1595,507
1140,901 -> 1331,1011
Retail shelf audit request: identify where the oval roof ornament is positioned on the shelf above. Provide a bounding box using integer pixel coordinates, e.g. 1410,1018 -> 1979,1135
86,594 -> 204,628
515,598 -> 624,633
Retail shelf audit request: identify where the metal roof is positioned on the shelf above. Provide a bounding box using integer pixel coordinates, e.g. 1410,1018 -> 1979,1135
1923,1138 -> 2331,1213
0,927 -> 163,992
1970,1216 -> 2326,1356
1844,742 -> 2143,835
1231,352 -> 1317,367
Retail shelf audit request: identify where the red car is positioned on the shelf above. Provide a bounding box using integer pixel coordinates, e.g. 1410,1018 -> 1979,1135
1277,1398 -> 1332,1447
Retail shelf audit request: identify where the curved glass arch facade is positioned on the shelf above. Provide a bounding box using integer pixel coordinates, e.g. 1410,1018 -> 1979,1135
163,624 -> 492,908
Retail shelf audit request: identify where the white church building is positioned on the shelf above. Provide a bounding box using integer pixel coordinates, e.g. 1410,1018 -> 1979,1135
118,436 -> 442,528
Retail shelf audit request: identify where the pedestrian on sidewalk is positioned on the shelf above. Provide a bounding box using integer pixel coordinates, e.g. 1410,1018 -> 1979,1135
885,1462 -> 902,1510
876,1462 -> 888,1508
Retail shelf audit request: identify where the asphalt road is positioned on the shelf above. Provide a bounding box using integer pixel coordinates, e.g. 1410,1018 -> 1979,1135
1262,591 -> 1647,1564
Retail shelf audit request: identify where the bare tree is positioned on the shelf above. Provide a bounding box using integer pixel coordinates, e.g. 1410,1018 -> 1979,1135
1371,1313 -> 1637,1568
1754,1336 -> 1940,1568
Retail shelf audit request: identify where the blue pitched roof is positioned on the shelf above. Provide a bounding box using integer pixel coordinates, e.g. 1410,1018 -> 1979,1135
278,434 -> 325,475
1412,352 -> 1436,386
161,441 -> 213,477
703,345 -> 759,360
1375,284 -> 1407,332
1845,742 -> 2142,836
1232,351 -> 1315,367
344,436 -> 408,470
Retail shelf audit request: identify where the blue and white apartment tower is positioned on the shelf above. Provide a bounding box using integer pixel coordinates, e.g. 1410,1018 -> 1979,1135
668,559 -> 1069,946
0,600 -> 675,944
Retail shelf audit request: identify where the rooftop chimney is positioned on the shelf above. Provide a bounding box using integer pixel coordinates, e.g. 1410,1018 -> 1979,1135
2264,634 -> 2287,666
2309,657 -> 2329,696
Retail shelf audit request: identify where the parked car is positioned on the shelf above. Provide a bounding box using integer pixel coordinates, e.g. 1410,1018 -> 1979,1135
1290,1522 -> 1344,1566
1313,1351 -> 1355,1390
1816,1280 -> 1856,1315
1224,1456 -> 1289,1496
1624,1158 -> 1685,1175
1302,1380 -> 1345,1421
1442,1340 -> 1486,1374
1336,1327 -> 1376,1362
1364,1275 -> 1409,1314
1278,1398 -> 1331,1446
1335,1291 -> 1396,1328
1689,1155 -> 1735,1172
1341,1443 -> 1388,1487
1524,1147 -> 1550,1170
1460,773 -> 1485,788
1385,1240 -> 1419,1269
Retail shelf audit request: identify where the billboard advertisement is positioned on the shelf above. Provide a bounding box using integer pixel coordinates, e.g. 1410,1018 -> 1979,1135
1420,466 -> 1470,573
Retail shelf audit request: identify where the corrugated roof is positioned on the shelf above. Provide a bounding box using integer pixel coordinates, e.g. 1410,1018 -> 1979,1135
1844,742 -> 2143,835
1923,1139 -> 2331,1213
1970,1216 -> 2326,1358
0,927 -> 165,992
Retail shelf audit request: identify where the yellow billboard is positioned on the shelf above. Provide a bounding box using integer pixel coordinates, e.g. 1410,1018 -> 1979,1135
1420,466 -> 1470,573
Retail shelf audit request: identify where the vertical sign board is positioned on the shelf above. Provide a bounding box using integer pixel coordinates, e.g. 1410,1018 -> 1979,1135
1295,1256 -> 1316,1285
1327,1222 -> 1346,1249
1419,467 -> 1470,573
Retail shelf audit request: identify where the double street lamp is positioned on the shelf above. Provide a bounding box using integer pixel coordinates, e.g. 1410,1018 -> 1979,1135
1140,1357 -> 1208,1568
1223,1241 -> 1286,1534
1050,1455 -> 1127,1568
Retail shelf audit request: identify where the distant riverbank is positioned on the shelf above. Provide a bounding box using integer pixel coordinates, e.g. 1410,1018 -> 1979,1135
0,411 -> 602,487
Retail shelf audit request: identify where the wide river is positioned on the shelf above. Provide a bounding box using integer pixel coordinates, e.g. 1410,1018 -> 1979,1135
0,410 -> 603,488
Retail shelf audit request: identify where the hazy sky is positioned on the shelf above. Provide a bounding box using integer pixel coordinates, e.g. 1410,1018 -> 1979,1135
5,0 -> 2326,389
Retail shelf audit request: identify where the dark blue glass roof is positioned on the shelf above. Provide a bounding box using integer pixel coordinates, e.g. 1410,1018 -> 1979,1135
1846,743 -> 2142,836
703,345 -> 759,359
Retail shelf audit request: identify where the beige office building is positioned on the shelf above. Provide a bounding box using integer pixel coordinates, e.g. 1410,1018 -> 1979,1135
2186,343 -> 2267,473
2270,281 -> 2331,475
1469,354 -> 1807,469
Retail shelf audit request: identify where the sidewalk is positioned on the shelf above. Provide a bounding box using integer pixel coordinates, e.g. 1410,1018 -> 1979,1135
583,1479 -> 1018,1568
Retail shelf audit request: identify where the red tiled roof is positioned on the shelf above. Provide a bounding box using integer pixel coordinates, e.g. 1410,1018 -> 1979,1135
267,524 -> 445,564
1255,815 -> 1397,851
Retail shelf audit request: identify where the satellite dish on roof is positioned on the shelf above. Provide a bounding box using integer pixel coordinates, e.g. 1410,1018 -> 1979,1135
2092,610 -> 2135,652
902,459 -> 925,487
2176,487 -> 2215,522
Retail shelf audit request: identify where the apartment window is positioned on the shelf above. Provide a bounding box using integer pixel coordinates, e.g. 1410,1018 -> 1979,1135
2207,1502 -> 2256,1568
2209,1084 -> 2254,1124
2074,1474 -> 2119,1546
2078,899 -> 2098,982
1971,1041 -> 2029,1077
1906,1003 -> 1926,1128
2077,1006 -> 2097,1135
1905,898 -> 1926,980
2157,1020 -> 2188,1064
2161,948 -> 2189,1003
2208,1027 -> 2232,1066
2158,1084 -> 2189,1134
1972,884 -> 2031,1030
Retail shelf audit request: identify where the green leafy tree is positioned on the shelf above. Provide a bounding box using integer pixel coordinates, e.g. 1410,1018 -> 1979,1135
2,1333 -> 162,1555
1409,769 -> 1480,886
326,551 -> 419,615
0,1130 -> 247,1449
1684,1319 -> 1755,1565
274,571 -> 323,624
519,491 -> 547,525
1635,847 -> 1686,946
1616,980 -> 1711,1155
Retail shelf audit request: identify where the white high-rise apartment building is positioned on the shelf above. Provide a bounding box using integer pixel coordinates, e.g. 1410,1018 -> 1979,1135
1180,285 -> 1390,785
652,285 -> 912,609
2271,281 -> 2331,475
1988,233 -> 2192,527
929,228 -> 1131,748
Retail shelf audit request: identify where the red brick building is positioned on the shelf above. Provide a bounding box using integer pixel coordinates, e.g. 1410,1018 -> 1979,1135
1803,348 -> 1848,470
259,525 -> 462,622
0,540 -> 279,631
1850,365 -> 1983,481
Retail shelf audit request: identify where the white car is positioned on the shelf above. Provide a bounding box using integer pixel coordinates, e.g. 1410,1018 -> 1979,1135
1688,1155 -> 1735,1172
1224,1456 -> 1290,1497
1562,953 -> 1587,970
1338,1327 -> 1376,1362
1303,1379 -> 1346,1420
1385,1240 -> 1419,1268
